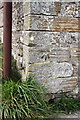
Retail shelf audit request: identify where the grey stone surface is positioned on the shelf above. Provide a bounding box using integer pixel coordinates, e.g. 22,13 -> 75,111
12,2 -> 79,95
61,2 -> 79,17
24,2 -> 61,16
30,2 -> 58,15
53,62 -> 73,77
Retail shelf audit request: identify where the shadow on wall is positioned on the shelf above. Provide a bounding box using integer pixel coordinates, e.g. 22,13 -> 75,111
11,57 -> 21,82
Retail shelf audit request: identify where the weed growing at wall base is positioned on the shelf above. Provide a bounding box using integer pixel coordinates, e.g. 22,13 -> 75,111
2,77 -> 80,119
49,93 -> 80,115
2,77 -> 51,119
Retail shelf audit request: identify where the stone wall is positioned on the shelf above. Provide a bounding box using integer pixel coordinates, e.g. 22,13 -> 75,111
0,3 -> 3,43
12,1 -> 80,95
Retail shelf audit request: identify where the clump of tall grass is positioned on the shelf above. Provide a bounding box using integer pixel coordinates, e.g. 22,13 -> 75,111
2,77 -> 51,119
49,93 -> 80,114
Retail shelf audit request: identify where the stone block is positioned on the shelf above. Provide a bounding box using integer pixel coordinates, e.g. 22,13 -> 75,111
53,62 -> 73,77
28,62 -> 77,93
24,15 -> 54,31
29,62 -> 73,78
23,2 -> 31,15
60,32 -> 79,47
44,77 -> 78,93
31,2 -> 61,15
24,15 -> 80,32
50,48 -> 71,62
61,2 -> 79,17
53,17 -> 79,32
23,31 -> 60,48
24,2 -> 61,16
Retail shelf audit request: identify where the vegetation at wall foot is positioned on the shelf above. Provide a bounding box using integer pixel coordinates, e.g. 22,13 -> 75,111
49,93 -> 80,115
2,77 -> 51,119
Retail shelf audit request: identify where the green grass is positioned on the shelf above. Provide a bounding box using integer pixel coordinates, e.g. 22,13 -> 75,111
2,76 -> 80,119
1,58 -> 51,119
49,93 -> 80,115
2,77 -> 51,119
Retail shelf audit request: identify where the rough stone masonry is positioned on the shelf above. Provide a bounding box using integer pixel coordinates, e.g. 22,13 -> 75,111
12,1 -> 80,95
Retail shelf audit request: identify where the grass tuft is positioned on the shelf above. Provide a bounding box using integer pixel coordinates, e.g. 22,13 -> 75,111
49,93 -> 80,114
2,77 -> 51,119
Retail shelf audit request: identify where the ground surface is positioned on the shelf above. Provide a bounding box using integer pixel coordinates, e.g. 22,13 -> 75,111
54,111 -> 80,119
